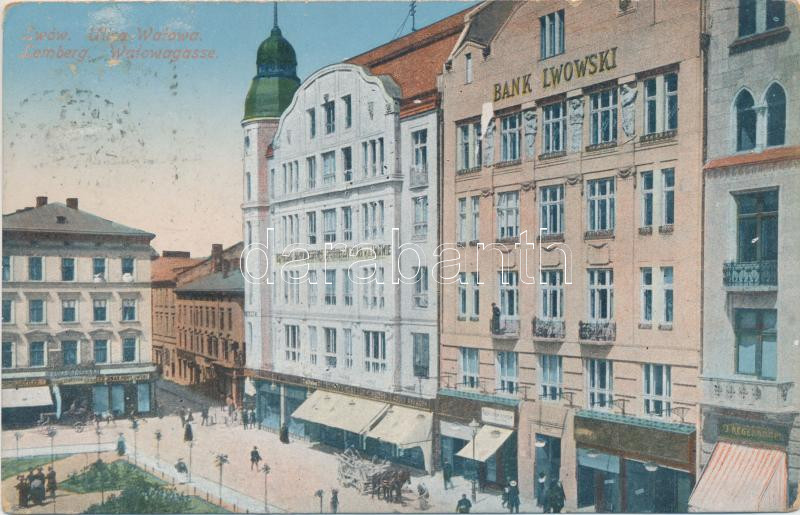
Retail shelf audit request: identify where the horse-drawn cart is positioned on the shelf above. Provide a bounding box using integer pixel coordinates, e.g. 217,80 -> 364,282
336,447 -> 389,493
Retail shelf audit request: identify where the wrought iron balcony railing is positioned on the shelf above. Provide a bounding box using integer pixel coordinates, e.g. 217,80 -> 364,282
723,260 -> 777,289
578,320 -> 616,342
532,317 -> 566,340
409,166 -> 428,188
490,318 -> 520,339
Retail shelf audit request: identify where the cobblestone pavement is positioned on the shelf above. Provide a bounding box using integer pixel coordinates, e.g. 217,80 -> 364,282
3,412 -> 531,513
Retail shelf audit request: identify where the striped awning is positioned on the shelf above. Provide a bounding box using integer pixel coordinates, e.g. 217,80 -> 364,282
688,441 -> 787,512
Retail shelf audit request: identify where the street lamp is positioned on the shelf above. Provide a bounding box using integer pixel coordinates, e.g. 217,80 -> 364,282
188,442 -> 194,483
215,453 -> 229,502
95,429 -> 103,461
154,430 -> 162,462
261,463 -> 271,513
14,432 -> 23,459
130,419 -> 140,466
45,427 -> 57,467
468,418 -> 480,502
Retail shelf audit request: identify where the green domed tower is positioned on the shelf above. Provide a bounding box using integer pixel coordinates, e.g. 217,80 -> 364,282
243,3 -> 300,121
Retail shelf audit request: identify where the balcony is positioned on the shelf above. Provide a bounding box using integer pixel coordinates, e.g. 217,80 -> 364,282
723,260 -> 777,290
491,318 -> 519,339
532,317 -> 565,340
701,376 -> 796,413
578,321 -> 616,343
409,166 -> 428,188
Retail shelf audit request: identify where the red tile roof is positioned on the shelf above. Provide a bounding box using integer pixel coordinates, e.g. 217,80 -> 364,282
151,256 -> 203,284
704,145 -> 800,171
346,8 -> 468,117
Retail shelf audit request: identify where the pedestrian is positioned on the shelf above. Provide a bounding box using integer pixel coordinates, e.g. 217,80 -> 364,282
179,407 -> 186,427
201,406 -> 209,426
279,423 -> 290,444
187,410 -> 194,424
31,467 -> 46,505
184,422 -> 194,443
242,409 -> 249,429
507,479 -> 520,514
443,461 -> 454,490
46,466 -> 57,500
250,409 -> 257,429
15,475 -> 28,508
417,483 -> 430,510
491,302 -> 501,333
116,433 -> 126,456
536,472 -> 547,507
330,488 -> 339,513
456,493 -> 472,513
544,479 -> 565,514
250,445 -> 262,470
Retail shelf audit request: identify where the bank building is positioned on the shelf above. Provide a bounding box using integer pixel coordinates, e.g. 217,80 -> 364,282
241,6 -> 466,472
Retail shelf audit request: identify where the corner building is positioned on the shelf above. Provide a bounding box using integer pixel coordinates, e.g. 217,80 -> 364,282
439,1 -> 704,510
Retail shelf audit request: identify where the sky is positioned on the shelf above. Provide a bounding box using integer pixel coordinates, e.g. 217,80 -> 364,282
2,1 -> 475,256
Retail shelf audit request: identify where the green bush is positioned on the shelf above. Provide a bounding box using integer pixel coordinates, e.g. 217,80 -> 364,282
1,455 -> 69,480
84,477 -> 193,514
61,459 -> 163,494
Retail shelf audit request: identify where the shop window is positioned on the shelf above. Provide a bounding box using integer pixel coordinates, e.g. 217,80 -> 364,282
590,88 -> 618,145
28,256 -> 43,281
765,83 -> 786,147
586,358 -> 613,409
735,90 -> 756,151
540,9 -> 565,59
122,337 -> 137,362
587,178 -> 615,232
735,309 -> 777,380
459,347 -> 479,388
540,354 -> 563,400
643,363 -> 671,417
94,340 -> 108,364
137,383 -> 151,413
29,341 -> 45,367
412,333 -> 429,378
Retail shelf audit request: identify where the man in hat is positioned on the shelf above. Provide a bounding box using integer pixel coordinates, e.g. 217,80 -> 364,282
15,474 -> 29,508
442,460 -> 454,490
46,466 -> 57,500
250,445 -> 262,470
456,493 -> 472,513
506,479 -> 521,513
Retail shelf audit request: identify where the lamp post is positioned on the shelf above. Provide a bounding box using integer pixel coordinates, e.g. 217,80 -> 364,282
468,418 -> 480,502
261,463 -> 271,513
215,453 -> 229,503
46,427 -> 57,467
154,430 -> 162,462
95,429 -> 103,461
14,432 -> 22,459
130,419 -> 139,466
188,442 -> 194,483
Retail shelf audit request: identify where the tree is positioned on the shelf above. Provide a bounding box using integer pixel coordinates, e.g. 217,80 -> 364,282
84,478 -> 193,514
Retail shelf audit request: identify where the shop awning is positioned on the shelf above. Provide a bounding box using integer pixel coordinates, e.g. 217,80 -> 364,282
456,424 -> 513,462
688,441 -> 787,512
2,387 -> 53,409
290,389 -> 388,435
367,405 -> 432,449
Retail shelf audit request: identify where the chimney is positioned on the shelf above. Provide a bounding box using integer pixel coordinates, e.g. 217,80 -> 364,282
66,198 -> 79,209
211,244 -> 223,273
36,196 -> 48,208
222,260 -> 231,278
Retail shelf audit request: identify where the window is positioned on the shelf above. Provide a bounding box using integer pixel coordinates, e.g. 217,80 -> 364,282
501,113 -> 521,162
28,256 -> 43,281
662,267 -> 674,324
307,212 -> 317,244
540,9 -> 565,59
29,341 -> 45,367
59,258 -> 75,281
497,351 -> 519,394
587,178 -> 615,232
344,329 -> 353,369
470,272 -> 480,319
364,330 -> 386,373
542,102 -> 566,153
641,268 -> 653,323
322,151 -> 336,185
458,273 -> 467,317
342,207 -> 353,241
413,266 -> 429,308
739,0 -> 757,36
307,108 -> 316,139
307,157 -> 317,189
122,257 -> 135,276
122,299 -> 136,321
471,196 -> 480,241
465,52 -> 473,84
324,269 -> 336,305
497,191 -> 520,239
413,196 -> 428,239
457,198 -> 467,242
590,88 -> 618,145
587,358 -> 613,409
93,299 -> 107,322
413,333 -> 430,378
498,271 -> 519,319
458,121 -> 482,171
309,326 -> 318,365
412,129 -> 428,174
739,0 -> 785,36
344,269 -> 353,306
246,173 -> 252,200
736,309 -> 777,380
284,325 -> 300,362
343,95 -> 352,128
29,299 -> 44,323
62,299 -> 77,323
736,189 -> 778,262
460,347 -> 479,388
2,299 -> 12,324
284,271 -> 300,304
323,328 -> 337,368
540,185 -> 564,235
3,342 -> 13,368
644,364 -> 671,417
62,340 -> 78,366
641,172 -> 653,227
2,256 -> 10,281
362,201 -> 384,240
340,147 -> 353,182
324,100 -> 335,134
735,90 -> 756,151
540,354 -> 563,401
588,269 -> 613,320
644,73 -> 678,134
540,270 -> 563,319
323,209 -> 337,243
93,258 -> 106,279
93,340 -> 108,364
766,83 -> 786,147
122,337 -> 136,362
308,270 -> 318,305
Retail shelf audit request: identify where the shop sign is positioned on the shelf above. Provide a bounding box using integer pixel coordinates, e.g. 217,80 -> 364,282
3,378 -> 48,388
718,417 -> 788,446
481,407 -> 515,428
542,47 -> 618,89
104,373 -> 151,383
492,74 -> 533,102
276,244 -> 392,264
50,367 -> 99,379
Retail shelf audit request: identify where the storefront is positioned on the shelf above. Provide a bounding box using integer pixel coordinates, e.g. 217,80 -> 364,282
534,434 -> 561,505
574,410 -> 695,513
437,390 -> 520,488
1,382 -> 54,428
691,407 -> 794,512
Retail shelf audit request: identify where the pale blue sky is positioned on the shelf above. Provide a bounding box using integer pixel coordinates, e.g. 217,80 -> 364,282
3,1 -> 475,255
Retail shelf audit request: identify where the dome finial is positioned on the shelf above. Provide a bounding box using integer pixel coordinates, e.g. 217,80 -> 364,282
273,1 -> 278,29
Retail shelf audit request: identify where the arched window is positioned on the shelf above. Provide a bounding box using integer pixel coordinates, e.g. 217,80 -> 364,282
735,90 -> 756,151
765,83 -> 786,147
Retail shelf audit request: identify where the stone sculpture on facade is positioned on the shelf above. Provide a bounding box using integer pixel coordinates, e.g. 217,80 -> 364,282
621,83 -> 637,138
523,110 -> 537,158
567,97 -> 583,152
483,119 -> 495,166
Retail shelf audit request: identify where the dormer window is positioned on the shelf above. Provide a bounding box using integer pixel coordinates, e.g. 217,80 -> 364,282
56,216 -> 67,224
